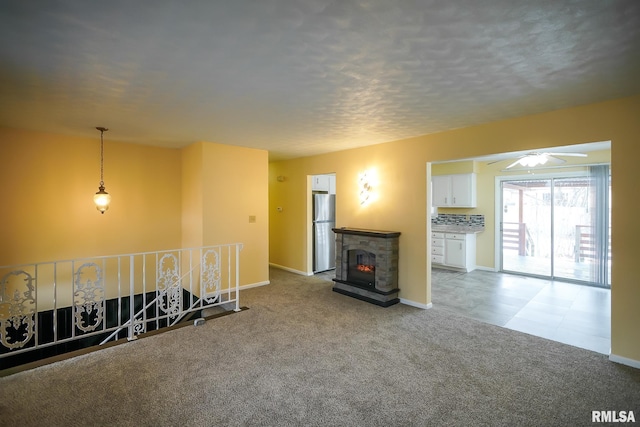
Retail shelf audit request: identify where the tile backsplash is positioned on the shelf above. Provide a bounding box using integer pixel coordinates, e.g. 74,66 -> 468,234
432,213 -> 485,228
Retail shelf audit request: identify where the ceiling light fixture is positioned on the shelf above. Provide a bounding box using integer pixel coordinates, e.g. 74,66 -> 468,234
93,127 -> 111,214
517,153 -> 548,168
490,151 -> 588,170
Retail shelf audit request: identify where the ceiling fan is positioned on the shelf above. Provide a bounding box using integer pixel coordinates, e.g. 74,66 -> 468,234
488,151 -> 588,169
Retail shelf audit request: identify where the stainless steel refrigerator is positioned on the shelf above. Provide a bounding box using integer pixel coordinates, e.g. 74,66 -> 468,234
313,194 -> 336,272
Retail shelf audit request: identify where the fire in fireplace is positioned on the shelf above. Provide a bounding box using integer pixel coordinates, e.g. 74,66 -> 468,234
347,249 -> 376,287
357,264 -> 374,273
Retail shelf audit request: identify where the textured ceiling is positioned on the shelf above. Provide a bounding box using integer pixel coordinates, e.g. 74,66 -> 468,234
1,1 -> 639,161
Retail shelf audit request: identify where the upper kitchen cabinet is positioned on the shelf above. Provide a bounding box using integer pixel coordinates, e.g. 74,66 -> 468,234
432,173 -> 477,207
312,175 -> 330,192
312,174 -> 336,194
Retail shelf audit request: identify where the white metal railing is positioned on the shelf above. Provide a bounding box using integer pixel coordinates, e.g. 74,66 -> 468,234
0,244 -> 242,364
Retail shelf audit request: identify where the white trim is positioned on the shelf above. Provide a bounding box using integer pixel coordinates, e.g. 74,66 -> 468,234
425,162 -> 434,309
400,298 -> 433,310
269,263 -> 313,276
495,170 -> 592,182
497,161 -> 610,173
494,176 -> 502,272
609,353 -> 640,370
239,280 -> 270,290
474,265 -> 497,272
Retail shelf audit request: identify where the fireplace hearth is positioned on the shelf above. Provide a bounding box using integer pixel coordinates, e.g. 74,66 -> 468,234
332,228 -> 400,307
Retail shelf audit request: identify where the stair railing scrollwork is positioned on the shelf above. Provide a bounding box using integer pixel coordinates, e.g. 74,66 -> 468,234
201,249 -> 221,304
0,270 -> 36,350
157,253 -> 181,317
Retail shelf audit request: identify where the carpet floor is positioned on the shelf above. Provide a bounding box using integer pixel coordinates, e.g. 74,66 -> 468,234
1,267 -> 638,426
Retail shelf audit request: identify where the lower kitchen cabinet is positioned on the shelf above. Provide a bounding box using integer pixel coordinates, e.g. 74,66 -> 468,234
431,232 -> 476,272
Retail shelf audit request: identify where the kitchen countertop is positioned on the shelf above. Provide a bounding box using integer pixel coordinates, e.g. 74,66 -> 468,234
431,225 -> 485,234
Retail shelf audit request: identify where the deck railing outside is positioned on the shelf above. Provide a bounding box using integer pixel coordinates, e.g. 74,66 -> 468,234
0,244 -> 242,363
574,225 -> 612,262
502,222 -> 535,256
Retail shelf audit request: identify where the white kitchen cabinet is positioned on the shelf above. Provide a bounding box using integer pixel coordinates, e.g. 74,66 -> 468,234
431,176 -> 451,207
312,175 -> 331,192
430,232 -> 445,264
431,173 -> 477,208
445,235 -> 466,268
451,174 -> 476,207
431,232 -> 476,272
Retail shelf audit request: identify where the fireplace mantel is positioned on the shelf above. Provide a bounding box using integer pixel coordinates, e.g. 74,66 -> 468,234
332,227 -> 401,307
332,228 -> 401,239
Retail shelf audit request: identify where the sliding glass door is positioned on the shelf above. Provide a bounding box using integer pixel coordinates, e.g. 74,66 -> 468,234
501,179 -> 551,276
500,167 -> 610,287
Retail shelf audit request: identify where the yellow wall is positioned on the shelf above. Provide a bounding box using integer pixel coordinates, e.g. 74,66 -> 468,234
0,127 -> 182,266
201,141 -> 270,287
269,162 -> 336,274
181,141 -> 269,287
431,160 -> 477,175
0,130 -> 269,310
269,95 -> 640,363
0,128 -> 184,310
181,142 -> 204,249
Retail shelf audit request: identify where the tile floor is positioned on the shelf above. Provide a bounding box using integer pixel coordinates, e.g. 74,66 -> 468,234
431,268 -> 611,354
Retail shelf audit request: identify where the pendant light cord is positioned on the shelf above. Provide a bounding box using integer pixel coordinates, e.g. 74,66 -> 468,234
97,127 -> 108,187
100,130 -> 104,186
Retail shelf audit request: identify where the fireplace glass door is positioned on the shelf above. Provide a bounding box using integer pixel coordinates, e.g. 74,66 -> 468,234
346,250 -> 376,287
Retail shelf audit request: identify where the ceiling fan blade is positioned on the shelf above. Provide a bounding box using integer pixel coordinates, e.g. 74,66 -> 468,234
489,151 -> 586,169
545,152 -> 587,157
505,159 -> 522,169
487,154 -> 525,166
546,155 -> 567,164
486,159 -> 506,165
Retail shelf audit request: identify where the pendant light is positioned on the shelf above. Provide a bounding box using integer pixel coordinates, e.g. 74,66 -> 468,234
93,127 -> 111,214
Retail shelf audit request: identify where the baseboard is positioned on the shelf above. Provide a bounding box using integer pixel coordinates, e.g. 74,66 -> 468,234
432,265 -> 496,273
474,265 -> 496,272
609,353 -> 640,370
269,263 -> 313,276
400,298 -> 433,310
240,280 -> 270,290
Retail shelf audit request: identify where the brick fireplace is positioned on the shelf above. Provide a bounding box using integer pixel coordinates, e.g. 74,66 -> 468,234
332,228 -> 400,307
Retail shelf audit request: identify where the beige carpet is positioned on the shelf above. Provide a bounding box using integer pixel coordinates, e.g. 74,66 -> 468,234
1,267 -> 638,426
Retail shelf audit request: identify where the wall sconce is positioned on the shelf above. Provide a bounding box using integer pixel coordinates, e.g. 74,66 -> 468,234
93,127 -> 111,214
359,171 -> 372,205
